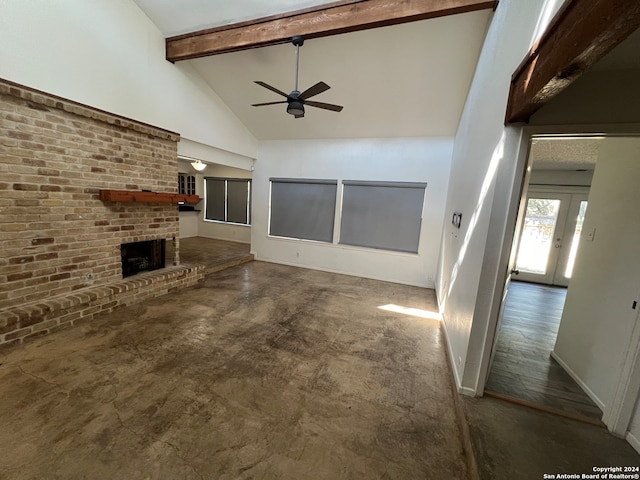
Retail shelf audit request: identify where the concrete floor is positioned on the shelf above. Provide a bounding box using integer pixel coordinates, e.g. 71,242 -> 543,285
464,396 -> 640,479
0,262 -> 468,479
3,249 -> 638,479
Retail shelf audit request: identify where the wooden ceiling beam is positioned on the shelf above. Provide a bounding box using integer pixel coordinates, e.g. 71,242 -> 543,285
505,0 -> 640,124
166,0 -> 498,62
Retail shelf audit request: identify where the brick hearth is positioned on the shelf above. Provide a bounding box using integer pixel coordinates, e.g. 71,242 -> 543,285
0,79 -> 204,346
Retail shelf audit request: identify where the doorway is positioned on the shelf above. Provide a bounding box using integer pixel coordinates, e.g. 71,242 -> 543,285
515,189 -> 589,287
485,280 -> 603,421
485,137 -> 602,422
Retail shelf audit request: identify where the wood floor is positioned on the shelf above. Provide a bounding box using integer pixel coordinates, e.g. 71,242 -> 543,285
485,281 -> 603,421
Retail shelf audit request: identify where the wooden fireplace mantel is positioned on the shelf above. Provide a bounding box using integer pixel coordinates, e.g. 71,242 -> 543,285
99,189 -> 200,204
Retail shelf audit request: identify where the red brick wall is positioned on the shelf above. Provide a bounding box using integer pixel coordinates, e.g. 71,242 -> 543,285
0,79 -> 182,312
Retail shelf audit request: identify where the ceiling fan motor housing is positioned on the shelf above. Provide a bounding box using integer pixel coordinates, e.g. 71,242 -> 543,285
251,34 -> 343,117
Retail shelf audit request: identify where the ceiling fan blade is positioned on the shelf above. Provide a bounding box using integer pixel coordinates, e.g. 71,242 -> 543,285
254,81 -> 288,98
251,101 -> 288,107
305,100 -> 343,112
299,81 -> 331,100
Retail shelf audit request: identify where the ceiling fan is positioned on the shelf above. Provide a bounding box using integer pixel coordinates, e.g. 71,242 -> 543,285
251,35 -> 343,119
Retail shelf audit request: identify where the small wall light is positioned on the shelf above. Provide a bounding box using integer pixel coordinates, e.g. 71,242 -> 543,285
191,160 -> 207,172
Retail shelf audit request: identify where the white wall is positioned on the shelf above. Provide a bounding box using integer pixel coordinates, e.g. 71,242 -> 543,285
553,137 -> 640,411
178,139 -> 255,172
0,0 -> 257,159
436,0 -> 567,392
179,212 -> 199,238
252,138 -> 453,288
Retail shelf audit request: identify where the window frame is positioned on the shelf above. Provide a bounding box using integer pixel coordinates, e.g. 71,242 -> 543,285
268,178 -> 338,243
204,177 -> 252,226
338,180 -> 427,254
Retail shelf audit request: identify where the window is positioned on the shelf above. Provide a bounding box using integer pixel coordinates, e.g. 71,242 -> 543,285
269,178 -> 337,242
178,174 -> 196,195
205,178 -> 251,225
339,181 -> 426,253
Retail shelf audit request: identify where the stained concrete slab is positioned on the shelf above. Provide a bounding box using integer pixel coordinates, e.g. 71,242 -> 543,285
464,396 -> 640,479
180,237 -> 253,275
0,262 -> 468,479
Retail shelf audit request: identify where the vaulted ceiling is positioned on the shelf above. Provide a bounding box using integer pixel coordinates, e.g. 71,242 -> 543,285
133,0 -> 493,140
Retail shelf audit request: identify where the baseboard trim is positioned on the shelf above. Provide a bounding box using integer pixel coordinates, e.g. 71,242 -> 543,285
440,316 -> 464,393
626,431 -> 640,454
551,351 -> 606,412
440,321 -> 480,480
460,386 -> 477,397
252,256 -> 431,289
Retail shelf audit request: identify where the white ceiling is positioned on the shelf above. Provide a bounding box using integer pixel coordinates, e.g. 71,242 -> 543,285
133,0 -> 492,141
529,137 -> 600,171
134,0 -> 348,37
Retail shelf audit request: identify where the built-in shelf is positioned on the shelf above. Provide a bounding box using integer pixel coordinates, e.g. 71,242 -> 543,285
99,189 -> 200,204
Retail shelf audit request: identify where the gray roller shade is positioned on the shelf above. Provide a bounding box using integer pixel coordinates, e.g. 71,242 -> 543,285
227,180 -> 249,224
269,179 -> 337,243
339,181 -> 426,253
205,179 -> 225,222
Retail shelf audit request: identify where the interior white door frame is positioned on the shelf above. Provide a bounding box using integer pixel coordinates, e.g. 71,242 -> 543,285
606,299 -> 640,436
484,148 -> 533,381
477,123 -> 640,436
473,127 -> 531,395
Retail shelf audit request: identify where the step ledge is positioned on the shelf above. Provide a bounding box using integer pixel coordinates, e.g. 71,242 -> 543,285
0,264 -> 205,347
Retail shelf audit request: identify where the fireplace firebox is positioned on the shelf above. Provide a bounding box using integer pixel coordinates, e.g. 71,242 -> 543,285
121,239 -> 166,278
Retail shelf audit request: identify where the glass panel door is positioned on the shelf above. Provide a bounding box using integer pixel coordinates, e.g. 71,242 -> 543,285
515,193 -> 571,284
514,191 -> 589,286
553,195 -> 589,287
516,198 -> 562,275
564,201 -> 588,278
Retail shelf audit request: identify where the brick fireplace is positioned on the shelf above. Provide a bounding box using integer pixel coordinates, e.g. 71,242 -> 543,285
0,79 -> 204,347
121,239 -> 167,278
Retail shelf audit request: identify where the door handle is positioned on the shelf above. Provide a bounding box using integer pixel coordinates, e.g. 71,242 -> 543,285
511,269 -> 520,275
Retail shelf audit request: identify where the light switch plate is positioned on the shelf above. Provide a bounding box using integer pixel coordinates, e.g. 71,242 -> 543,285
585,228 -> 596,242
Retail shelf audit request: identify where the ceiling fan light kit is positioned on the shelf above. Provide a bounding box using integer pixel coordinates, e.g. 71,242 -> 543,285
287,99 -> 305,117
251,35 -> 343,119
